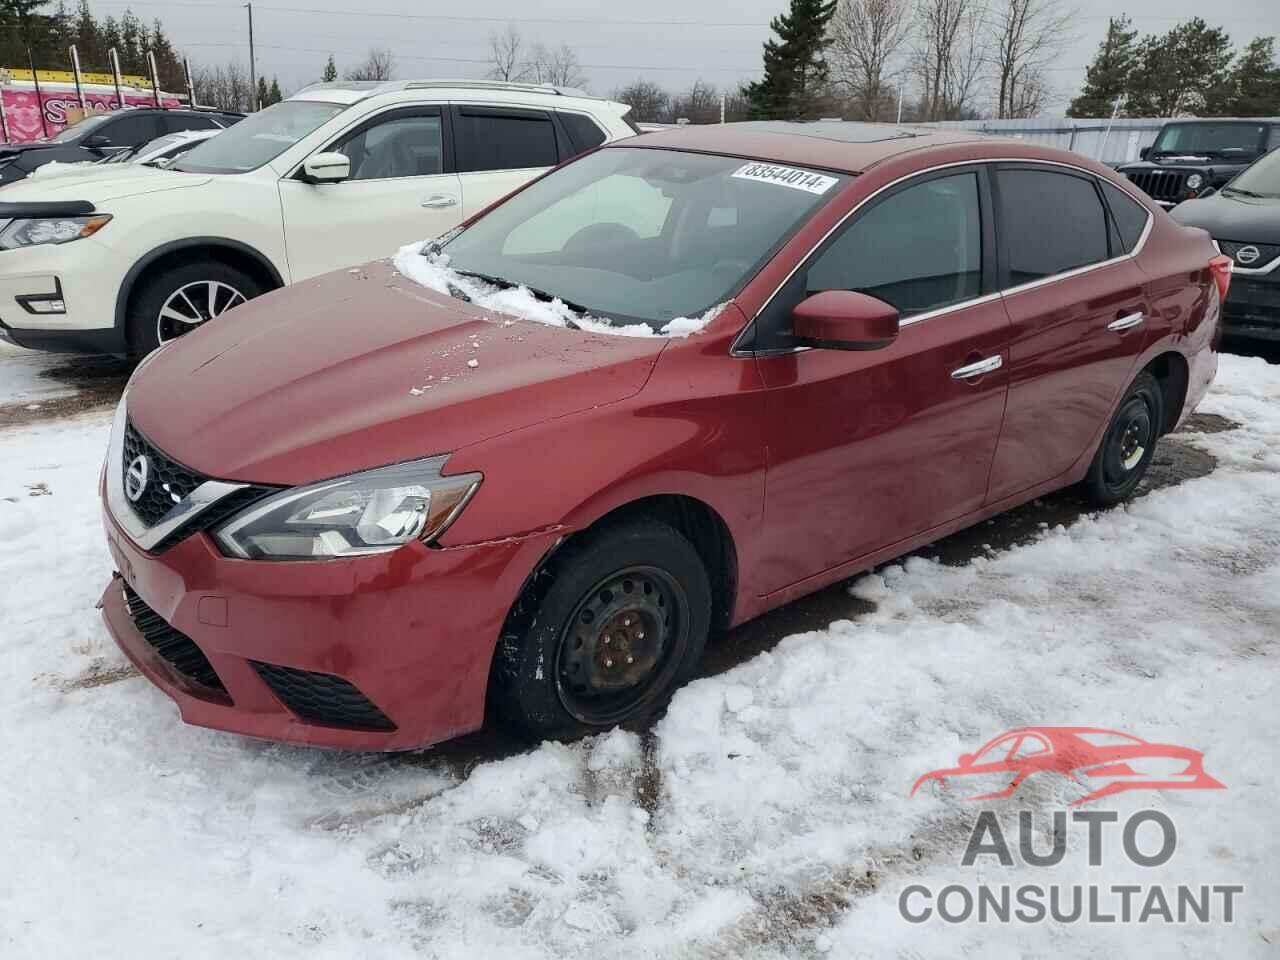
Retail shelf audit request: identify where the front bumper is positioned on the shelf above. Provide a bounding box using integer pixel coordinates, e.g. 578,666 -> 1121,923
1223,272 -> 1280,342
100,482 -> 557,751
0,233 -> 121,351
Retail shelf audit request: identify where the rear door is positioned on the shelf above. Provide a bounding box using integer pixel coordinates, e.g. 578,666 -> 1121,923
451,105 -> 564,218
753,167 -> 1012,592
279,106 -> 461,279
985,165 -> 1151,502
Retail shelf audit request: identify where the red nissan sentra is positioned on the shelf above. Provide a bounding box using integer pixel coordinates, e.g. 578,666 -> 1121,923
99,123 -> 1231,750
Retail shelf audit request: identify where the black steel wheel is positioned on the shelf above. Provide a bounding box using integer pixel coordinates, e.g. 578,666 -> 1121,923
1084,371 -> 1164,506
493,519 -> 712,741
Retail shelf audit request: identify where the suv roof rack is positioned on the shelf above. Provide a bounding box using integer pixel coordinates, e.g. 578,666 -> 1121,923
295,78 -> 599,101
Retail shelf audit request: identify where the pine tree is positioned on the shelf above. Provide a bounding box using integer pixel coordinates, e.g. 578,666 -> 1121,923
1067,16 -> 1138,117
322,53 -> 338,82
267,76 -> 283,104
255,75 -> 270,110
1126,19 -> 1234,116
744,0 -> 838,120
1224,36 -> 1280,116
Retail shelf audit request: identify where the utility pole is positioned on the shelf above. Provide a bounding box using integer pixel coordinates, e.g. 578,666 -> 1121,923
245,2 -> 258,111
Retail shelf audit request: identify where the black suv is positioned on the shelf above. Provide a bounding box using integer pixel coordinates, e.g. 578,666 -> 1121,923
0,108 -> 242,187
1172,147 -> 1280,342
1117,119 -> 1280,209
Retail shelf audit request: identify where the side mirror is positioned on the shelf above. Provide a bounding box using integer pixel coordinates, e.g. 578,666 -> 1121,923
958,753 -> 975,767
83,134 -> 112,151
1139,146 -> 1151,161
300,151 -> 350,183
792,290 -> 899,351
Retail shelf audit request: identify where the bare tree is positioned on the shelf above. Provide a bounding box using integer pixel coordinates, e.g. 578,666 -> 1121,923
987,0 -> 1073,118
192,60 -> 252,112
612,80 -> 671,123
670,79 -> 722,123
487,25 -> 531,82
829,0 -> 913,121
913,0 -> 986,120
345,46 -> 396,82
527,43 -> 587,89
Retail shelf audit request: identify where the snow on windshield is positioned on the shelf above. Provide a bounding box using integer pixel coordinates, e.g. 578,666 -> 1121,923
392,241 -> 724,339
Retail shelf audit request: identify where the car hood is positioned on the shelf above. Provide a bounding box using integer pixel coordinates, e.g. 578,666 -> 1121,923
127,262 -> 668,486
0,163 -> 211,202
0,142 -> 59,159
1171,192 -> 1280,244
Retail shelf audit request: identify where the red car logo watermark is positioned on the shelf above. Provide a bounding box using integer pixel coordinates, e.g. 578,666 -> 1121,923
911,727 -> 1225,806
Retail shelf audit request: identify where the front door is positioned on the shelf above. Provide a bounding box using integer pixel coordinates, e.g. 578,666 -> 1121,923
279,106 -> 462,280
752,167 -> 1012,593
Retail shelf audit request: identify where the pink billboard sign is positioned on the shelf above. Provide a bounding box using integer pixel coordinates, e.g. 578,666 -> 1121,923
1,86 -> 181,144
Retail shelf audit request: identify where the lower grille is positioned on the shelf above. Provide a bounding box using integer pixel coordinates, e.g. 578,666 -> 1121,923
1224,278 -> 1280,326
123,584 -> 227,694
1124,169 -> 1188,204
251,662 -> 396,731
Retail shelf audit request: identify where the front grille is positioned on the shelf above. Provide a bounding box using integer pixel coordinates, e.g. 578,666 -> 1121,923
122,419 -> 207,527
251,662 -> 396,731
1218,240 -> 1280,269
152,485 -> 276,554
123,584 -> 227,694
1123,169 -> 1189,203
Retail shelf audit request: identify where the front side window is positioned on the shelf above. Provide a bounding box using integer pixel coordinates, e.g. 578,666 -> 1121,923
48,112 -> 113,143
442,147 -> 845,328
171,100 -> 346,174
1151,122 -> 1266,159
335,113 -> 443,181
455,109 -> 558,172
805,171 -> 982,317
997,169 -> 1110,286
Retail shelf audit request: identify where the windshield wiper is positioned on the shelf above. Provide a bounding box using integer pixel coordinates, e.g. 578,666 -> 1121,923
453,270 -> 595,320
1222,186 -> 1263,198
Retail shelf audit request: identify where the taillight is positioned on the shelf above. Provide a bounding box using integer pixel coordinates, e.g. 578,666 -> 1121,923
1209,254 -> 1232,300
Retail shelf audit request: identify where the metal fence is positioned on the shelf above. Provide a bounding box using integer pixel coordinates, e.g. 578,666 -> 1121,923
903,118 -> 1173,166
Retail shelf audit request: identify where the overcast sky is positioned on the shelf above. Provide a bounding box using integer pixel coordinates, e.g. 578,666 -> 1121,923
90,0 -> 1280,115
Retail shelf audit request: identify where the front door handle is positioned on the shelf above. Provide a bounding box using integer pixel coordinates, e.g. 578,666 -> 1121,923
951,355 -> 1003,380
1108,312 -> 1145,332
421,194 -> 458,209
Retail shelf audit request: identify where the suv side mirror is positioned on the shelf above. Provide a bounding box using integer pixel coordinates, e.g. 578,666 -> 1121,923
300,151 -> 350,183
792,290 -> 899,351
1139,146 -> 1151,161
83,134 -> 112,151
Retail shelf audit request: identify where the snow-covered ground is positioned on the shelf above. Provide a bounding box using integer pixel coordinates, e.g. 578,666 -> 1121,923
1,355 -> 1277,958
0,341 -> 78,407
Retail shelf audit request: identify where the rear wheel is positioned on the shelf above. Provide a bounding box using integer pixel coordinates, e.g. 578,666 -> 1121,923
1083,371 -> 1164,507
493,519 -> 712,741
126,261 -> 261,357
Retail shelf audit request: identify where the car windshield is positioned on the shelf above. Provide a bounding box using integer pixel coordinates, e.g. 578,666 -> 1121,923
441,147 -> 846,328
1150,123 -> 1266,158
1227,149 -> 1280,197
170,100 -> 344,174
47,112 -> 113,144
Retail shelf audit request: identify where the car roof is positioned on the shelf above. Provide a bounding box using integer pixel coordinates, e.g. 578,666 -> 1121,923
290,79 -> 606,107
612,121 -> 999,174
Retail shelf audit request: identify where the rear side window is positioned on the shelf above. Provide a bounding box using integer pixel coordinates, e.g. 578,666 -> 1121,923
806,171 -> 983,317
1100,181 -> 1150,254
162,114 -> 218,133
997,169 -> 1110,285
102,112 -> 161,147
558,112 -> 607,153
454,109 -> 558,172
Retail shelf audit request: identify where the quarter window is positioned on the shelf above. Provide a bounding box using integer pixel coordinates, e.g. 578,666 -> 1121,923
559,112 -> 607,153
806,172 -> 983,317
998,169 -> 1110,285
455,109 -> 559,172
335,113 -> 444,181
1100,181 -> 1149,254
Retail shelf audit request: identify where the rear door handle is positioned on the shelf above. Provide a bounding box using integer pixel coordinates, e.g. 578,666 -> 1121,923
1108,312 -> 1145,332
951,355 -> 1003,380
421,195 -> 458,208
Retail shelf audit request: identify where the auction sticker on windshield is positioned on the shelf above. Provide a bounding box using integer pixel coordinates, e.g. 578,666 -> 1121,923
731,162 -> 838,194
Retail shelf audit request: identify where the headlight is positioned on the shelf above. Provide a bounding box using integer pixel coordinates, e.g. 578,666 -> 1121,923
214,456 -> 482,560
1185,174 -> 1204,190
0,214 -> 112,249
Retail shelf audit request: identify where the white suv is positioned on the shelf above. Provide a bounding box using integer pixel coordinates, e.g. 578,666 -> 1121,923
0,80 -> 636,355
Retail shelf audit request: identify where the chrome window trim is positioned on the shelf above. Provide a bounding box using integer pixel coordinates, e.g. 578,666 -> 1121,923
105,394 -> 249,552
1212,239 -> 1280,275
731,156 -> 1155,357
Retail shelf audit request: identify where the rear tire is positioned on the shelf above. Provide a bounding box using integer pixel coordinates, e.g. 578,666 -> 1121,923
493,519 -> 712,742
125,261 -> 261,357
1083,371 -> 1164,507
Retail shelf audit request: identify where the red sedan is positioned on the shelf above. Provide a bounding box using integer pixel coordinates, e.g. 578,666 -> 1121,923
100,123 -> 1231,749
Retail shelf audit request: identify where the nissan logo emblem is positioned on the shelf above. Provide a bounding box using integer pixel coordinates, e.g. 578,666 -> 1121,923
125,455 -> 150,503
1235,245 -> 1261,265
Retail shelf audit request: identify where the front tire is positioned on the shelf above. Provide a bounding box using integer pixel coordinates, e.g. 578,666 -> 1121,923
125,261 -> 261,357
1083,371 -> 1164,507
493,519 -> 712,741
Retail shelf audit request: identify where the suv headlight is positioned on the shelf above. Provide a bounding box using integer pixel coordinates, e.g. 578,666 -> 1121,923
0,215 -> 112,249
215,456 -> 482,560
1185,173 -> 1204,190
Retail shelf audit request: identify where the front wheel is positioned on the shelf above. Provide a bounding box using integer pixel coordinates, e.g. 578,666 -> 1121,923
493,519 -> 712,741
125,261 -> 262,357
1082,371 -> 1164,507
